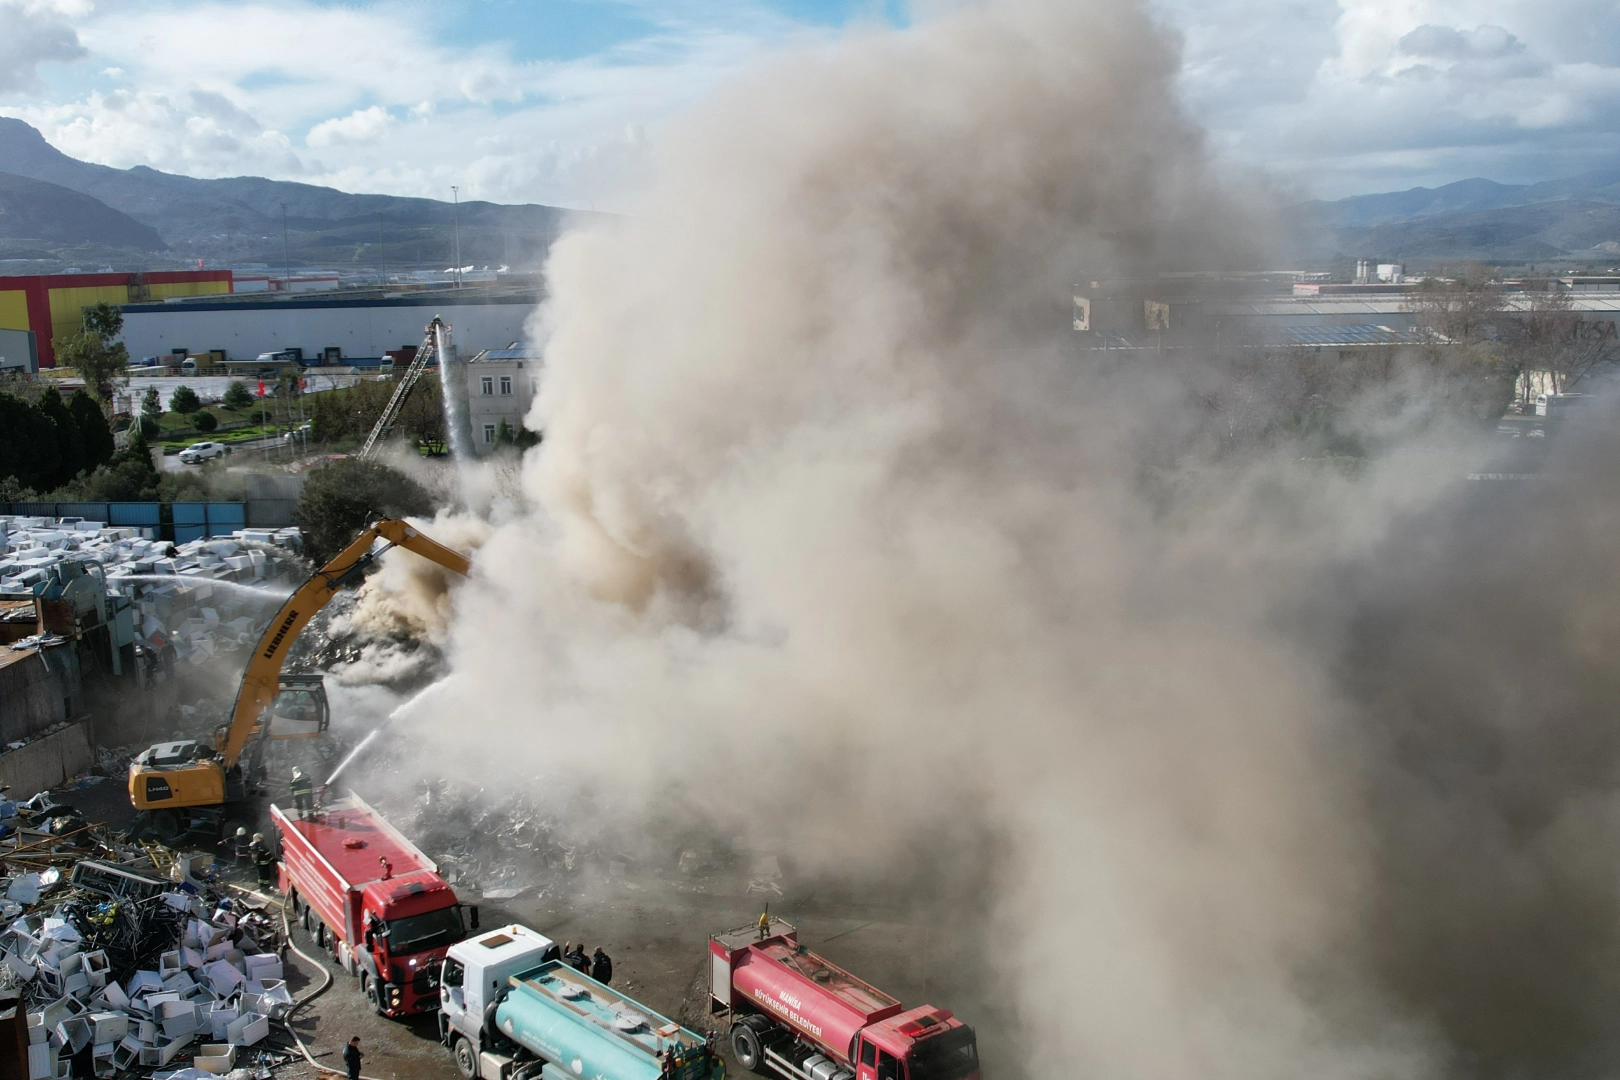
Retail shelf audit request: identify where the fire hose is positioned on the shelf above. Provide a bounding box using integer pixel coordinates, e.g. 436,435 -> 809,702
229,883 -> 390,1080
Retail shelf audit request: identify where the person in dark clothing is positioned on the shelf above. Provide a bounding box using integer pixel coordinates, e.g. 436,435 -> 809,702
290,768 -> 314,817
248,832 -> 275,888
343,1036 -> 363,1080
591,947 -> 612,983
567,943 -> 590,974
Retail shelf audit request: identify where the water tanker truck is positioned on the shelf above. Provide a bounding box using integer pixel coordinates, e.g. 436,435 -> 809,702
273,792 -> 477,1016
709,919 -> 979,1080
440,923 -> 725,1080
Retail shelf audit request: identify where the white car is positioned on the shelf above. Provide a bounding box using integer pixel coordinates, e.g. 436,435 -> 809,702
178,441 -> 226,464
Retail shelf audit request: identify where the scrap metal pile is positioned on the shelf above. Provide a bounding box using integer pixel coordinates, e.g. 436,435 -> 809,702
0,794 -> 297,1079
0,516 -> 305,671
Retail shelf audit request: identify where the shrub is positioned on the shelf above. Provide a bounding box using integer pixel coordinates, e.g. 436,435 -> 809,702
295,457 -> 434,563
170,385 -> 201,414
223,381 -> 255,411
193,411 -> 219,433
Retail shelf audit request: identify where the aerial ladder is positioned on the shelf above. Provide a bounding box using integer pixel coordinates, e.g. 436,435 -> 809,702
127,519 -> 471,841
359,317 -> 448,458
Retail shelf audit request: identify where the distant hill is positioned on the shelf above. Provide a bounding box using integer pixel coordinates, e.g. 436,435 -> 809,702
1300,169 -> 1620,265
0,172 -> 166,249
0,118 -> 584,269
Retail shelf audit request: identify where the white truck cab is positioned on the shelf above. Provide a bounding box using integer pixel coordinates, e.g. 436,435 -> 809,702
439,924 -> 559,1063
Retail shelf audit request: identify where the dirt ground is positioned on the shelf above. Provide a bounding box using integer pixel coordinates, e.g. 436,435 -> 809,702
48,772 -> 984,1080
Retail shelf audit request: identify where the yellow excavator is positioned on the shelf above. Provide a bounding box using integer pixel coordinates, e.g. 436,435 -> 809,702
128,519 -> 471,841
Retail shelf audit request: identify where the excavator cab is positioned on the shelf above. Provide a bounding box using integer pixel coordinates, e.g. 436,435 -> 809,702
267,674 -> 330,739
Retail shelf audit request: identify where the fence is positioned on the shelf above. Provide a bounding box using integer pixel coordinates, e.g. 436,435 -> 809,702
171,502 -> 246,543
1,501 -> 288,540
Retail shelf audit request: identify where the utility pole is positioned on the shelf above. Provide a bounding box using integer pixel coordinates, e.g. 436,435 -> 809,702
451,185 -> 461,288
376,212 -> 387,287
280,202 -> 291,292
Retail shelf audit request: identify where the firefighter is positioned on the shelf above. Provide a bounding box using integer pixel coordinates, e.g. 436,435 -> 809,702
249,832 -> 275,889
566,942 -> 590,974
290,767 -> 314,817
591,946 -> 612,984
223,826 -> 251,867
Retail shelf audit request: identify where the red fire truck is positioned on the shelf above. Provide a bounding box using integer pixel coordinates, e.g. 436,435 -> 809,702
272,792 -> 477,1017
709,918 -> 980,1080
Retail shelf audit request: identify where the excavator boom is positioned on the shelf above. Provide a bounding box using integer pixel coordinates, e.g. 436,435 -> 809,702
219,519 -> 470,768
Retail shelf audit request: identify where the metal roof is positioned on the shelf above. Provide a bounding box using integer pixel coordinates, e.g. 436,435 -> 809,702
1283,324 -> 1439,347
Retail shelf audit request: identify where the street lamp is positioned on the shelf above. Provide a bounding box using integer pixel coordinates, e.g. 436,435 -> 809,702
451,185 -> 461,288
280,203 -> 290,291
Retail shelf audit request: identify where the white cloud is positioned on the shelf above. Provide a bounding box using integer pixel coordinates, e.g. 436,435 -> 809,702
1,0 -> 1615,205
307,105 -> 393,147
1163,0 -> 1620,195
0,0 -> 88,93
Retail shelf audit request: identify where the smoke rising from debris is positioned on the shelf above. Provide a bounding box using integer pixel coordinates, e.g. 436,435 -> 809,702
360,2 -> 1620,1076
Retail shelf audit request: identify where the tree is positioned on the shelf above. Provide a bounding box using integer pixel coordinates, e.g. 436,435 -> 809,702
139,385 -> 163,437
69,389 -> 115,470
63,424 -> 161,501
1510,280 -> 1620,398
223,380 -> 255,411
495,418 -> 515,445
171,385 -> 201,414
1403,267 -> 1517,426
295,458 -> 434,563
193,411 -> 218,432
53,302 -> 129,408
0,393 -> 61,492
37,386 -> 85,488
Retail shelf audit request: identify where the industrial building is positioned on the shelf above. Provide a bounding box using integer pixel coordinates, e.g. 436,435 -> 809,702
0,270 -> 232,368
118,284 -> 542,368
465,342 -> 543,452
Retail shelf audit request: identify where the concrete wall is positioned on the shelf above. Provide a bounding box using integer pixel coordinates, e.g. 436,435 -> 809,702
120,296 -> 538,363
0,642 -> 81,744
0,327 -> 36,373
0,720 -> 93,799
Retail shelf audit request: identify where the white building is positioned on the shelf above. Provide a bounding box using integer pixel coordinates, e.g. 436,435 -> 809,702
465,343 -> 543,453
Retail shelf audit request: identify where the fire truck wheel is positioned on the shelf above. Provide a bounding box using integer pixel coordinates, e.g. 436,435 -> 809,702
150,810 -> 180,843
730,1021 -> 765,1073
453,1035 -> 479,1079
315,921 -> 328,949
362,972 -> 384,1016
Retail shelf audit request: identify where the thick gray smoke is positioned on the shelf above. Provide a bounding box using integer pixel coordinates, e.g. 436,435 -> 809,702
369,2 -> 1620,1077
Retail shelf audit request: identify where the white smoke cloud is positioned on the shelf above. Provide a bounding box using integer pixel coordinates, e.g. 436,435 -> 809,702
365,2 -> 1620,1077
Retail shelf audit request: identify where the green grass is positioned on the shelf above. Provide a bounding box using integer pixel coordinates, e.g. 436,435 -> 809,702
157,404 -> 298,449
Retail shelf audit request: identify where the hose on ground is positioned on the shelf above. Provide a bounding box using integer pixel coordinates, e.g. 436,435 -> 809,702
227,883 -> 393,1080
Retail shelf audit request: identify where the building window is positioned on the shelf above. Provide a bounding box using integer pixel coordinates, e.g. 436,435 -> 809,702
499,375 -> 512,395
480,376 -> 493,395
483,424 -> 495,444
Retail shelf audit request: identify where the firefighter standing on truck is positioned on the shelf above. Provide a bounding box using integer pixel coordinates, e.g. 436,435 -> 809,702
290,767 -> 314,817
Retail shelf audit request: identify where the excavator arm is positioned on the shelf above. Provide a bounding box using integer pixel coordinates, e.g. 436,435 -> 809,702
219,519 -> 470,769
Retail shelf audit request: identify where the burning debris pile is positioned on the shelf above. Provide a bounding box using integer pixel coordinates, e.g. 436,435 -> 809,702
0,793 -> 294,1078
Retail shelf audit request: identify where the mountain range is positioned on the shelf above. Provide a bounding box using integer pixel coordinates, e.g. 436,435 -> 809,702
1299,171 -> 1620,265
0,117 -> 579,270
0,116 -> 1616,270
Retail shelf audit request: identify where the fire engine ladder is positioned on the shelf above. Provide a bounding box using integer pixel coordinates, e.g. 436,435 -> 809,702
359,324 -> 438,458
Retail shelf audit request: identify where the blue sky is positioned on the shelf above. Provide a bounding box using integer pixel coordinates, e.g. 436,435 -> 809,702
0,0 -> 1616,209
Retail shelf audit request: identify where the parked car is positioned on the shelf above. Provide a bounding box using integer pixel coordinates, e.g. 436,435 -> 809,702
178,441 -> 226,464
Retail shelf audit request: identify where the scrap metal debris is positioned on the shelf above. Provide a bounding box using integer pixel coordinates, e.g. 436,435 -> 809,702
0,792 -> 295,1078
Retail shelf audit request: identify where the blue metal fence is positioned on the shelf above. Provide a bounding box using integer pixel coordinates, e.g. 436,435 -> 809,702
109,503 -> 162,527
2,501 -> 246,542
171,502 -> 246,542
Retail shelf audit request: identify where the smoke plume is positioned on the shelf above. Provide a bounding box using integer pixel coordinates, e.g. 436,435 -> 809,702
365,2 -> 1620,1077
